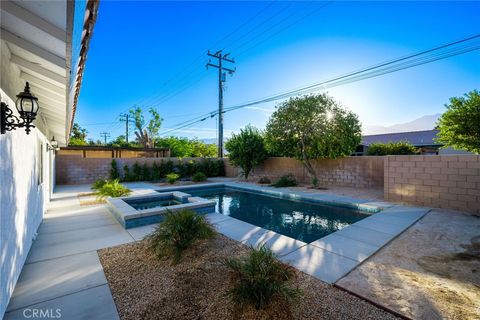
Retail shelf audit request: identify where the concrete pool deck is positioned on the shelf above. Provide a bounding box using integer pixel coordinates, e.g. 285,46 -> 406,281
5,180 -> 429,319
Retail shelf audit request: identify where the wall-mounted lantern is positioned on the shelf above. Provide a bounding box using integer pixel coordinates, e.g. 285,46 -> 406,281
1,82 -> 39,135
46,136 -> 59,152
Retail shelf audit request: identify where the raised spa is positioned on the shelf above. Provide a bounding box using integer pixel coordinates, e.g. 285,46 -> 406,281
107,191 -> 216,228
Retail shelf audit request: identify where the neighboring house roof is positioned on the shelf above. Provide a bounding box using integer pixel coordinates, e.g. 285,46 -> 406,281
361,129 -> 441,147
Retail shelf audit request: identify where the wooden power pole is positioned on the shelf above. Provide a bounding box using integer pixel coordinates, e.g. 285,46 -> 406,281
206,50 -> 235,158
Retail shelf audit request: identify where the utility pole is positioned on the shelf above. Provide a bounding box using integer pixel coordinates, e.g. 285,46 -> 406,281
119,113 -> 134,142
100,132 -> 110,145
206,50 -> 235,158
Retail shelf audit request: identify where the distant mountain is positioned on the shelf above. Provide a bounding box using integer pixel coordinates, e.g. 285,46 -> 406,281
363,114 -> 441,135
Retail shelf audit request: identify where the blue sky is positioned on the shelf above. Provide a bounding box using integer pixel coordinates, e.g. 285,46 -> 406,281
76,1 -> 480,142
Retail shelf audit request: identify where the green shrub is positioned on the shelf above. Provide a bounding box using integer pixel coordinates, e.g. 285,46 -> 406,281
258,176 -> 271,184
91,178 -> 108,191
142,162 -> 151,181
225,246 -> 300,310
185,160 -> 197,177
311,176 -> 319,188
166,172 -> 180,184
195,158 -> 224,177
132,162 -> 142,181
366,141 -> 417,156
96,179 -> 131,199
123,164 -> 131,182
271,174 -> 297,188
152,161 -> 161,180
163,160 -> 174,177
147,209 -> 215,264
192,172 -> 207,182
225,125 -> 267,179
214,159 -> 225,176
110,159 -> 120,180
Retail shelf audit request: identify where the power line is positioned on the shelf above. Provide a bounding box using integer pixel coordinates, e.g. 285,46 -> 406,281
235,1 -> 333,57
158,34 -> 480,136
131,2 -> 282,111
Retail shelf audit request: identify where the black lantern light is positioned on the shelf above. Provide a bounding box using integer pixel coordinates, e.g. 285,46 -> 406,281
1,82 -> 40,135
46,136 -> 59,152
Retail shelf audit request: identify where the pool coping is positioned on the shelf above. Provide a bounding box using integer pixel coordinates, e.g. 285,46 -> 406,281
145,182 -> 431,284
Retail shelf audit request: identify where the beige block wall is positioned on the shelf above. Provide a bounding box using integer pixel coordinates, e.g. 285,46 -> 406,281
56,157 -> 219,185
384,155 -> 480,214
226,157 -> 384,188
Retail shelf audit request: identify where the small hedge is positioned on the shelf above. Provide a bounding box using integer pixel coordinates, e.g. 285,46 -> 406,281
366,141 -> 418,156
258,176 -> 271,185
117,158 -> 224,182
271,174 -> 297,188
192,172 -> 207,182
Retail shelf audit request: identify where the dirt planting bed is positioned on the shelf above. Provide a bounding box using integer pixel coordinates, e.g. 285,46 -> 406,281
98,234 -> 397,320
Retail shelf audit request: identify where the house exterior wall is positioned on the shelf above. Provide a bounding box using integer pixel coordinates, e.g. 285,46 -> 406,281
0,90 -> 54,317
225,156 -> 385,188
384,155 -> 480,214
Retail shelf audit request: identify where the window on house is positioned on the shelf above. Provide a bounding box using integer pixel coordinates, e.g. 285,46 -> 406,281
37,141 -> 43,186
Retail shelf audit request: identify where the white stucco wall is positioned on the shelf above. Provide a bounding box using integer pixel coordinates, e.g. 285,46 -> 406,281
0,45 -> 55,316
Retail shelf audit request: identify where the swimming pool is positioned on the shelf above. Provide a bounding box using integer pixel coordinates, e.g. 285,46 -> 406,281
184,187 -> 370,243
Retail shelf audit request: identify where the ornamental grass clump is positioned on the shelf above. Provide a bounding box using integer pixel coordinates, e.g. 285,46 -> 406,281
91,178 -> 108,191
225,245 -> 301,310
166,172 -> 180,184
147,209 -> 215,264
95,179 -> 131,199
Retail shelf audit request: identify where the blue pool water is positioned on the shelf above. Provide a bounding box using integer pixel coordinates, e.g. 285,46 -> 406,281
186,187 -> 370,243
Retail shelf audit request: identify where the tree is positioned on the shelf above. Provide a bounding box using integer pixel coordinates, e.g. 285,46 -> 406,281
366,141 -> 417,155
129,106 -> 163,149
436,90 -> 480,153
109,135 -> 139,148
265,94 -> 361,183
154,136 -> 217,157
225,125 -> 267,179
69,123 -> 88,145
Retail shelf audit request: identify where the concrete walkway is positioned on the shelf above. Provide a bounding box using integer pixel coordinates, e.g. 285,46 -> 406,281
4,184 -> 152,320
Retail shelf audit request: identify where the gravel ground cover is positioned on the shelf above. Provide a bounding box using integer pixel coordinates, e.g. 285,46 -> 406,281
98,234 -> 397,320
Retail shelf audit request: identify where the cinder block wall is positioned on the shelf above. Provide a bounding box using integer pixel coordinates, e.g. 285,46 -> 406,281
225,157 -> 385,188
384,155 -> 480,214
55,156 -> 221,184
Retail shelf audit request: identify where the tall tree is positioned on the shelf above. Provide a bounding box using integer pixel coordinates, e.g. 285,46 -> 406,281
129,106 -> 163,149
265,94 -> 361,183
436,90 -> 480,153
225,125 -> 267,179
69,123 -> 88,145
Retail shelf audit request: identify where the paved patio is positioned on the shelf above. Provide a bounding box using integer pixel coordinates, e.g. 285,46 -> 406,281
4,183 -> 154,320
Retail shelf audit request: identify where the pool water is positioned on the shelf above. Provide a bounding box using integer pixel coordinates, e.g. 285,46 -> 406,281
125,198 -> 182,210
187,187 -> 370,243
